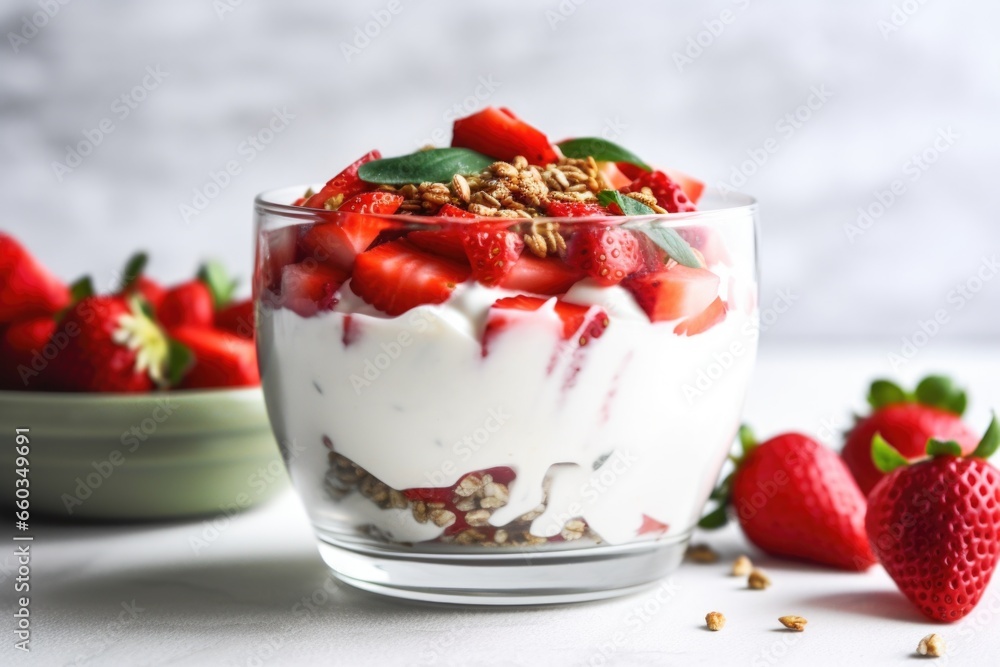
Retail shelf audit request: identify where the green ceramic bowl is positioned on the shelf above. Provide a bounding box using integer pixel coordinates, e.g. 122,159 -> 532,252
0,388 -> 285,520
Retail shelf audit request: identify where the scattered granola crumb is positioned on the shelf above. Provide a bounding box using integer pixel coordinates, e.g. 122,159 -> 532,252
731,554 -> 753,577
747,569 -> 771,590
686,543 -> 720,564
778,615 -> 807,632
917,633 -> 945,658
705,611 -> 726,631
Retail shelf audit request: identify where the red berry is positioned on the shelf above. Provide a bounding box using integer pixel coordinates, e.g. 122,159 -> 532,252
729,431 -> 876,571
461,229 -> 523,286
565,226 -> 642,286
171,325 -> 260,389
158,281 -> 215,331
215,299 -> 254,339
483,295 -> 608,356
544,201 -> 610,218
499,254 -> 584,296
298,192 -> 403,272
0,233 -> 70,323
407,228 -> 468,261
621,265 -> 720,322
300,150 -> 380,209
673,296 -> 727,336
402,467 -> 517,537
350,240 -> 471,316
0,317 -> 56,390
621,170 -> 696,213
452,107 -> 558,165
279,262 -> 349,318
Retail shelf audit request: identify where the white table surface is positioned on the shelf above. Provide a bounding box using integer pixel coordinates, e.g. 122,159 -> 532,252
6,343 -> 1000,666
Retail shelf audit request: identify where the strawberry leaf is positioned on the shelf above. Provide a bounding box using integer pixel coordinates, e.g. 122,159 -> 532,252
738,425 -> 757,457
698,503 -> 729,530
198,260 -> 237,309
165,338 -> 194,387
871,433 -> 909,473
971,414 -> 999,460
867,379 -> 907,410
914,375 -> 967,416
557,137 -> 651,171
357,148 -> 494,185
119,252 -> 148,292
926,439 -> 963,457
69,276 -> 94,302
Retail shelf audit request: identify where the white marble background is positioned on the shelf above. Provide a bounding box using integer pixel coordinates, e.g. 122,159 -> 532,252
1,0 -> 997,343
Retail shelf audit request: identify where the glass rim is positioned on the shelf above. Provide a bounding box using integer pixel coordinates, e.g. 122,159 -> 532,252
255,184 -> 757,229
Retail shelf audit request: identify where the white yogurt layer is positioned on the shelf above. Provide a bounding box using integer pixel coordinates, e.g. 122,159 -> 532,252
259,278 -> 758,546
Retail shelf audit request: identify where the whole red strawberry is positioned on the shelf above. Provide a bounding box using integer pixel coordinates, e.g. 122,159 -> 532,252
701,427 -> 876,571
866,417 -> 1000,622
842,376 -> 977,495
0,317 -> 56,390
50,295 -> 173,393
0,232 -> 70,323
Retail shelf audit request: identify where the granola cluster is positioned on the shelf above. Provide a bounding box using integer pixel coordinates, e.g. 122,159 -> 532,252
324,445 -> 597,547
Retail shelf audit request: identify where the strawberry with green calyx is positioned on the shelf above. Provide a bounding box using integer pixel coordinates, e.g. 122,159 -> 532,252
842,375 -> 978,496
159,260 -> 238,331
866,416 -> 1000,622
700,426 -> 876,571
0,232 -> 71,323
117,252 -> 166,312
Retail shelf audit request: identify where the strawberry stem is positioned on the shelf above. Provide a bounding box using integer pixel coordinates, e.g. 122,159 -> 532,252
871,432 -> 909,473
971,414 -> 999,460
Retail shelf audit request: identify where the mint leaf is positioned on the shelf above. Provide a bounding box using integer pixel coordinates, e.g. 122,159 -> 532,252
165,339 -> 194,387
597,189 -> 654,215
971,414 -> 1000,460
915,375 -> 967,416
596,191 -> 702,269
119,252 -> 148,292
871,433 -> 909,473
357,148 -> 494,185
198,260 -> 237,309
926,439 -> 963,457
867,379 -> 907,410
698,503 -> 729,530
557,137 -> 650,171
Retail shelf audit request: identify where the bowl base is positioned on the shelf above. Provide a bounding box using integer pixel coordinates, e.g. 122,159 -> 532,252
316,531 -> 689,606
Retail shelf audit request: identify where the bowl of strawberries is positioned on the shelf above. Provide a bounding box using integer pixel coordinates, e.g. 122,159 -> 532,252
0,232 -> 283,520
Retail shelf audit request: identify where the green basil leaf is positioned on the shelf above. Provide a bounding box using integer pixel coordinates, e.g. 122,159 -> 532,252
971,414 -> 999,460
357,148 -> 494,185
867,379 -> 908,411
198,260 -> 237,309
557,137 -> 651,171
871,433 -> 909,473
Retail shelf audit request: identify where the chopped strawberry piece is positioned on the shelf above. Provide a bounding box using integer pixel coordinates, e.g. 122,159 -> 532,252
565,226 -> 642,286
170,326 -> 260,389
0,317 -> 56,390
597,162 -> 633,190
298,192 -> 404,271
673,297 -> 727,336
436,203 -> 477,219
462,229 -> 523,286
280,262 -> 349,318
158,280 -> 215,331
407,228 -> 468,261
544,201 -> 610,218
350,240 -> 471,316
677,226 -> 732,267
622,265 -> 720,322
499,254 -> 584,296
484,295 -> 609,355
300,150 -> 381,209
452,107 -> 558,165
402,467 -> 517,536
621,170 -> 696,213
215,299 -> 254,339
0,233 -> 70,323
259,226 -> 298,297
638,514 -> 669,536
663,167 -> 705,204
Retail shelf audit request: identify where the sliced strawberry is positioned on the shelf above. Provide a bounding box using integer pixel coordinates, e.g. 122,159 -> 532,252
300,150 -> 381,209
621,170 -> 696,213
638,514 -> 670,536
170,325 -> 259,389
0,233 -> 70,323
499,254 -> 584,296
215,299 -> 254,339
677,226 -> 732,266
436,203 -> 477,219
407,228 -> 468,261
673,297 -> 727,336
484,295 -> 608,356
350,240 -> 471,316
280,262 -> 348,318
544,201 -> 611,218
462,229 -> 523,286
258,225 -> 299,301
597,162 -> 633,190
622,265 -> 720,322
452,107 -> 558,165
298,192 -> 404,271
0,317 -> 56,390
616,164 -> 705,205
565,226 -> 642,286
157,280 -> 215,331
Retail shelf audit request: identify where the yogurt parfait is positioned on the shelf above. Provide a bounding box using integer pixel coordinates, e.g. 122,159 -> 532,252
254,107 -> 759,603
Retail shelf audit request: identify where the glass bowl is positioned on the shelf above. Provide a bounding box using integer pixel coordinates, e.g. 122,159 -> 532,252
254,185 -> 759,604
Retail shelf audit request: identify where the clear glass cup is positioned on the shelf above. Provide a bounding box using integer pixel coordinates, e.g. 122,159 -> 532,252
254,185 -> 759,604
